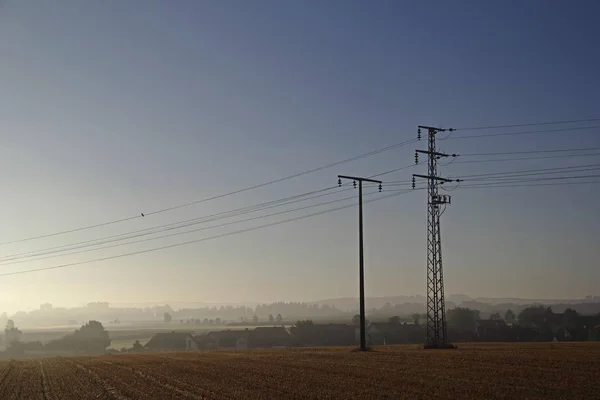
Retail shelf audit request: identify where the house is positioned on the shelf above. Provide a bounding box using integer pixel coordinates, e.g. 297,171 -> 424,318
248,327 -> 290,348
368,322 -> 413,345
145,332 -> 192,351
311,324 -> 357,346
207,330 -> 248,350
185,334 -> 217,351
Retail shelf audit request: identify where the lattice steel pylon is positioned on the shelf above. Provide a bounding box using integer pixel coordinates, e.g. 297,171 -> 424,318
412,125 -> 457,349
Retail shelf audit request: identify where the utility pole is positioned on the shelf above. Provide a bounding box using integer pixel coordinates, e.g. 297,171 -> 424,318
412,125 -> 459,349
338,175 -> 382,352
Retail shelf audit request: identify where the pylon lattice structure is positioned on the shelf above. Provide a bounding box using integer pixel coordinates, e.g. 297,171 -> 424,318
413,125 -> 456,349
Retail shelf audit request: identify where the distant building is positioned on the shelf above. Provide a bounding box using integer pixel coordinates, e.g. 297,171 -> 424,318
206,330 -> 248,350
185,334 -> 217,351
248,327 -> 290,348
40,303 -> 53,312
145,332 -> 191,351
312,324 -> 357,346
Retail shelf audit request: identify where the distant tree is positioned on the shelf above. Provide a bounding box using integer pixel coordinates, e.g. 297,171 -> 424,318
352,314 -> 361,326
203,318 -> 209,325
215,317 -> 221,325
489,312 -> 502,320
276,313 -> 283,323
132,340 -> 144,352
72,320 -> 111,353
163,312 -> 172,323
504,309 -> 516,324
4,319 -> 22,345
562,308 -> 579,330
180,320 -> 184,324
388,316 -> 401,324
517,305 -> 547,328
209,319 -> 214,325
412,313 -> 420,326
447,308 -> 480,332
253,315 -> 259,324
269,314 -> 275,324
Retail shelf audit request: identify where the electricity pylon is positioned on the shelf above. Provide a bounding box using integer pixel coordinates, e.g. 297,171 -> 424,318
412,125 -> 459,349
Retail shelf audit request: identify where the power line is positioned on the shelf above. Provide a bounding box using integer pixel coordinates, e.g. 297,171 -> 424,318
456,180 -> 600,189
454,152 -> 600,164
0,138 -> 418,246
447,125 -> 600,140
455,163 -> 600,179
0,190 -> 413,278
0,186 -> 350,262
462,167 -> 600,182
453,118 -> 600,131
0,163 -> 417,263
460,147 -> 600,157
0,162 -> 419,262
460,174 -> 600,186
0,188 -> 383,266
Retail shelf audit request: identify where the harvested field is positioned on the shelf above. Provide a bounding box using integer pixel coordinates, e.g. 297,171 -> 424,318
0,343 -> 598,399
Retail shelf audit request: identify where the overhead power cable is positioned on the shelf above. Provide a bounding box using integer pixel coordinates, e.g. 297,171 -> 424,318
453,118 -> 600,131
0,190 -> 414,278
0,188 -> 382,266
455,152 -> 600,164
0,186 -> 350,262
456,180 -> 600,189
460,147 -> 600,157
0,163 -> 417,263
0,138 -> 418,246
455,163 -> 600,179
447,125 -> 600,140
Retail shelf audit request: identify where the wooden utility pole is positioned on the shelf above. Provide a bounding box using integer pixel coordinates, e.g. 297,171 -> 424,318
337,174 -> 382,351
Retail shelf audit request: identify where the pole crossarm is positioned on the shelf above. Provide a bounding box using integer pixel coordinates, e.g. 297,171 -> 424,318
413,174 -> 453,182
416,150 -> 450,158
417,125 -> 455,132
338,175 -> 382,184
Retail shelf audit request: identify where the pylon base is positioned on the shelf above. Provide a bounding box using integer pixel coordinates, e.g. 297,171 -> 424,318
424,343 -> 457,350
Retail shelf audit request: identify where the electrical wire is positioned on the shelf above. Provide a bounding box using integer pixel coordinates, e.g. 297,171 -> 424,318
1,161 -> 419,262
455,163 -> 600,179
447,125 -> 600,140
461,174 -> 600,186
0,190 -> 414,278
454,152 -> 600,164
456,180 -> 600,189
461,167 -> 600,182
460,147 -> 600,157
453,118 -> 600,131
0,189 -> 381,266
0,186 -> 351,262
0,137 -> 418,246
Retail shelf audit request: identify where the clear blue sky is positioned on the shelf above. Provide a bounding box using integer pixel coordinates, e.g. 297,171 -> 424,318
0,0 -> 599,312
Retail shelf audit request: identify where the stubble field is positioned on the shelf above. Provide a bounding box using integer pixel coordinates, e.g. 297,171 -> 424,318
0,343 -> 598,399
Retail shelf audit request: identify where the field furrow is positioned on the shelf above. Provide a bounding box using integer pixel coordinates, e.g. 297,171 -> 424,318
0,344 -> 598,399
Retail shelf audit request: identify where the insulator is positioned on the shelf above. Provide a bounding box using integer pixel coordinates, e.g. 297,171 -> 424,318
412,176 -> 415,189
353,181 -> 357,188
415,152 -> 419,164
417,128 -> 421,140
338,178 -> 342,187
378,183 -> 382,192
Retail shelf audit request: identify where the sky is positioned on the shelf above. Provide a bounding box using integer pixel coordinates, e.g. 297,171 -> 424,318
0,0 -> 599,313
